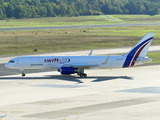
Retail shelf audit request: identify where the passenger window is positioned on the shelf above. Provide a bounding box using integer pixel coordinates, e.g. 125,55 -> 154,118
9,60 -> 15,63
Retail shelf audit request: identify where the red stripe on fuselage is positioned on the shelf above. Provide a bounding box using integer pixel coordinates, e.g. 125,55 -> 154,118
130,41 -> 150,67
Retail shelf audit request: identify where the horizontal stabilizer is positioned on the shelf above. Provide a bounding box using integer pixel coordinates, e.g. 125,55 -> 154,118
134,57 -> 152,66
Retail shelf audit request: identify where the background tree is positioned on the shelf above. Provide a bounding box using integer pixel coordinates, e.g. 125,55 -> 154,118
0,0 -> 159,19
0,6 -> 6,20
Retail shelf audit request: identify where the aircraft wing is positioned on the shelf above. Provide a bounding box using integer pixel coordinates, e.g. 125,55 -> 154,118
62,56 -> 110,68
62,63 -> 100,68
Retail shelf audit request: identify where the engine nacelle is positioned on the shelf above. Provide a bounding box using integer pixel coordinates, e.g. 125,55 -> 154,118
59,67 -> 78,74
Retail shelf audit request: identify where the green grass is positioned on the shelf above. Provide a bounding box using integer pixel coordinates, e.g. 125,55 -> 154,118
110,15 -> 160,23
0,15 -> 160,64
0,16 -> 114,28
1,14 -> 160,28
0,26 -> 160,56
148,52 -> 160,63
0,21 -> 160,63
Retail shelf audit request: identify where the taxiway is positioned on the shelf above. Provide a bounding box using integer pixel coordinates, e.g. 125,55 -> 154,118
1,22 -> 160,31
0,49 -> 160,120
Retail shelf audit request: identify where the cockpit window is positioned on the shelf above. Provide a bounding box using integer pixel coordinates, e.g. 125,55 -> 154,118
9,60 -> 15,63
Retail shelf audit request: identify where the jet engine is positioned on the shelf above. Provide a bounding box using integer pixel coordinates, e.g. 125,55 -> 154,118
59,67 -> 78,74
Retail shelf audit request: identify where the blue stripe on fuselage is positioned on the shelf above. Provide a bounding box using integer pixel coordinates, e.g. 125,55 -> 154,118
123,37 -> 153,68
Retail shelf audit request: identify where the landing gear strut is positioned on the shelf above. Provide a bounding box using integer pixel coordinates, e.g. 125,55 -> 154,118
77,68 -> 87,77
20,69 -> 25,77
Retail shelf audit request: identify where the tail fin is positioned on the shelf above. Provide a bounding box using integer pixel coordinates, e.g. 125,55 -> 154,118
123,33 -> 154,67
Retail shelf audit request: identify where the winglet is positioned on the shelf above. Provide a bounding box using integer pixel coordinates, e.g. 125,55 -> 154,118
102,55 -> 110,65
88,50 -> 93,56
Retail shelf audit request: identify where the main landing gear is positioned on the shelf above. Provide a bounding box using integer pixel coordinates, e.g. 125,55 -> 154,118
77,68 -> 87,77
20,69 -> 25,76
80,73 -> 87,77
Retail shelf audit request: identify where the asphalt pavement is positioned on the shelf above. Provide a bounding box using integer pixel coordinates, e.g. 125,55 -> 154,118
0,63 -> 53,76
1,23 -> 160,31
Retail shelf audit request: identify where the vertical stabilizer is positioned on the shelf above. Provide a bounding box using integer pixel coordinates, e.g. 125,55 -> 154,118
123,33 -> 154,67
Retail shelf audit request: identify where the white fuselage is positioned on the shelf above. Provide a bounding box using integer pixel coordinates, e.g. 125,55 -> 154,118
5,55 -> 126,70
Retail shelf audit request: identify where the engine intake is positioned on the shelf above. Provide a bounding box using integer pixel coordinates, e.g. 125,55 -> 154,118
59,67 -> 78,74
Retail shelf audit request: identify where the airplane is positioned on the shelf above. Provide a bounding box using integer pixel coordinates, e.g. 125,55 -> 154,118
5,33 -> 154,77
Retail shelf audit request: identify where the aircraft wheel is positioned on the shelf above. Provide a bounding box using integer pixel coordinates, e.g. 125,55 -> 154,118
80,73 -> 83,77
83,73 -> 87,77
80,73 -> 87,77
22,73 -> 25,76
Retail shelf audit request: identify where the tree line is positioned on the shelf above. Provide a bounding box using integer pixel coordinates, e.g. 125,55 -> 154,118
0,0 -> 159,20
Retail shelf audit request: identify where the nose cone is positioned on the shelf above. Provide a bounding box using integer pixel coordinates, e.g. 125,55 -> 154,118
4,63 -> 9,68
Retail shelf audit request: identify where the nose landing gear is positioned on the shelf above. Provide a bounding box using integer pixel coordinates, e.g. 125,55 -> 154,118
20,69 -> 25,76
22,72 -> 25,76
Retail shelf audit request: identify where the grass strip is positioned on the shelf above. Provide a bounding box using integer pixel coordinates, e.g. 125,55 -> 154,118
0,26 -> 160,63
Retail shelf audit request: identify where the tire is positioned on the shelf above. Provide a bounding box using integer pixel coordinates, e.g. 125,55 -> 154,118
80,73 -> 83,77
83,74 -> 87,77
80,73 -> 87,77
22,73 -> 25,76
